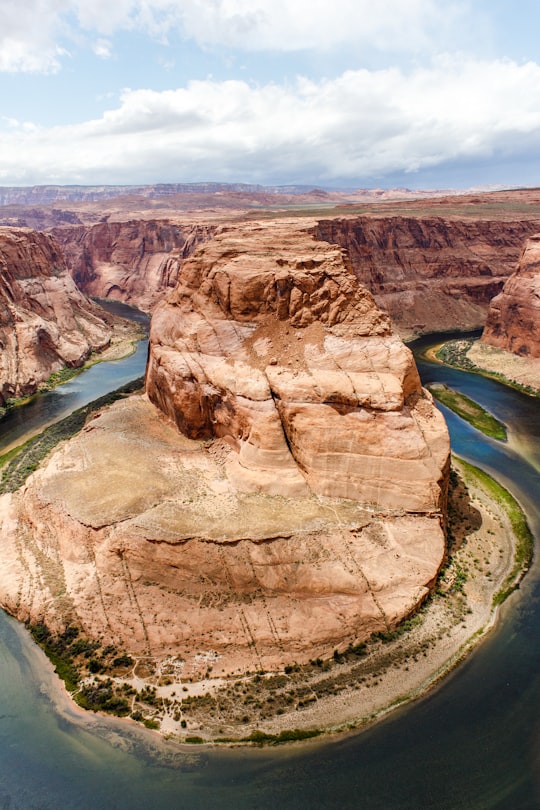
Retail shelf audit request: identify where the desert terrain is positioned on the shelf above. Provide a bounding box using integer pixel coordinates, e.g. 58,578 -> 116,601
0,184 -> 537,741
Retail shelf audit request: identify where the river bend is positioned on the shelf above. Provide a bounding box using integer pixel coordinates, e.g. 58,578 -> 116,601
0,331 -> 538,809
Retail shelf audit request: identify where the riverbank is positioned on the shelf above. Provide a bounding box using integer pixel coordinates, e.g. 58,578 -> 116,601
426,383 -> 507,441
25,452 -> 527,747
426,338 -> 540,397
38,317 -> 146,392
0,316 -> 145,420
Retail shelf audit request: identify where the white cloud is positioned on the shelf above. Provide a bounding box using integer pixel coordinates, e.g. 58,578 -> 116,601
0,0 -> 471,72
174,0 -> 467,53
0,0 -> 70,72
92,38 -> 113,59
1,58 -> 540,185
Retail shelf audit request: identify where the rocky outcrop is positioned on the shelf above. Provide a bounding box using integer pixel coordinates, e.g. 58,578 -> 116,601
0,220 -> 449,676
0,227 -> 113,404
314,216 -> 539,336
0,395 -> 448,675
146,220 -> 449,512
481,234 -> 540,358
53,220 -> 216,312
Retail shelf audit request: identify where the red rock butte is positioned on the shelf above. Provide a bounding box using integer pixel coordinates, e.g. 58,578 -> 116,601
147,219 -> 449,513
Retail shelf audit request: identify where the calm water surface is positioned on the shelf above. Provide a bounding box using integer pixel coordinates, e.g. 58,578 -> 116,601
0,331 -> 538,809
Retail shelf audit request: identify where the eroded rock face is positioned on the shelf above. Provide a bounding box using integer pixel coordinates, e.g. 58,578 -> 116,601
0,220 -> 449,675
314,216 -> 538,336
0,396 -> 446,675
146,220 -> 449,512
54,220 -> 216,312
481,234 -> 540,358
0,227 -> 113,404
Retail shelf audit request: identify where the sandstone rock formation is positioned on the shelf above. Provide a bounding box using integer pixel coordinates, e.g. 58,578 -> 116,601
54,213 -> 539,336
0,227 -> 113,404
53,220 -> 216,312
0,220 -> 450,676
481,234 -> 540,358
315,216 -> 538,336
146,220 -> 449,513
0,396 -> 447,676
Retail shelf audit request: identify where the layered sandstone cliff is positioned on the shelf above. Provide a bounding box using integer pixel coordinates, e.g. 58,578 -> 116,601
53,220 -> 216,312
146,220 -> 449,512
54,214 -> 538,335
314,216 -> 538,335
481,234 -> 540,358
0,227 -> 113,404
0,221 -> 449,676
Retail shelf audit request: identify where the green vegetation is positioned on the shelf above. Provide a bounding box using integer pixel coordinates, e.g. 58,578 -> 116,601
213,728 -> 322,746
27,621 -> 136,716
427,382 -> 507,440
436,340 -> 540,398
41,365 -> 85,390
457,458 -> 534,605
77,681 -> 130,716
0,376 -> 144,491
244,728 -> 321,745
29,623 -> 81,692
370,615 -> 423,644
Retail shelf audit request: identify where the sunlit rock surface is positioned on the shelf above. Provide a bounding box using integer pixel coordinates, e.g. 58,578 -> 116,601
0,220 -> 450,676
482,234 -> 540,358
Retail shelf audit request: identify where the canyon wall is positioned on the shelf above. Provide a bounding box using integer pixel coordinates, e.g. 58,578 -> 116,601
481,234 -> 540,358
53,220 -> 216,312
54,213 -> 540,334
314,216 -> 539,335
0,227 -> 113,404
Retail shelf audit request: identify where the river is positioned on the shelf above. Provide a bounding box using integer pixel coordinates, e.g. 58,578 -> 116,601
0,330 -> 538,809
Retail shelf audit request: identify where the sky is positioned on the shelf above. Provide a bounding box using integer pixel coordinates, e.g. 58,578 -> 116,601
1,0 -> 540,189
